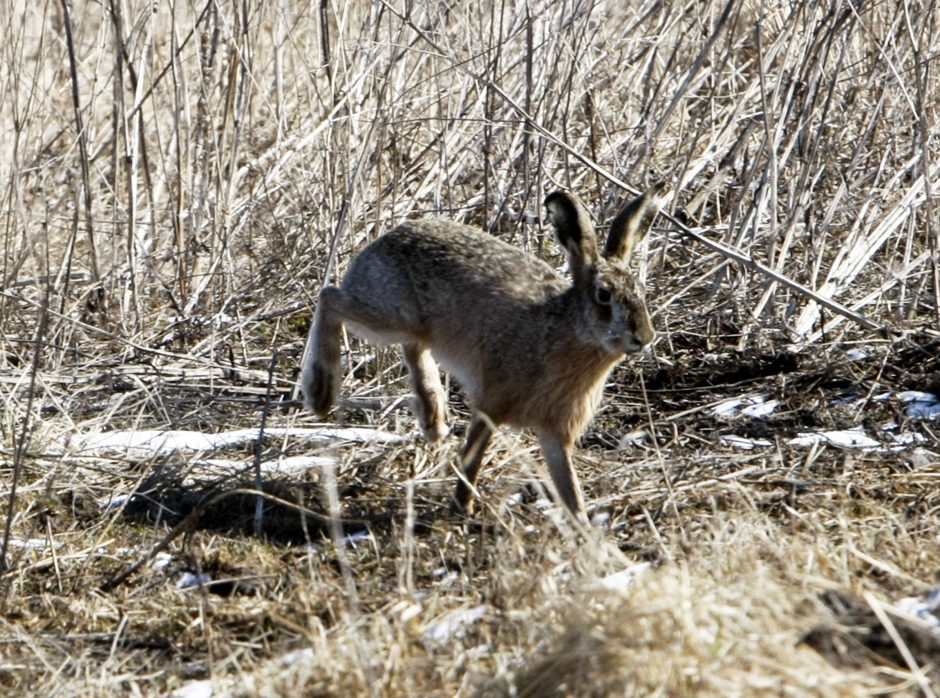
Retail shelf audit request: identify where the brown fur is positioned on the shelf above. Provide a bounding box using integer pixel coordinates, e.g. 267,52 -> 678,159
301,185 -> 668,520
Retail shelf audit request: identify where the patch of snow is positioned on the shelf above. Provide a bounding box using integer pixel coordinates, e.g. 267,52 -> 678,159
907,448 -> 936,469
711,396 -> 753,418
8,538 -> 55,551
342,530 -> 373,547
617,430 -> 649,448
897,390 -> 935,403
467,643 -> 493,659
170,313 -> 235,329
106,546 -> 173,572
277,648 -> 315,667
783,415 -> 929,453
533,497 -> 554,511
895,586 -> 940,637
588,563 -> 651,595
711,394 -> 779,419
422,605 -> 489,647
177,572 -> 212,590
897,391 -> 940,420
743,399 -> 780,418
882,430 -> 925,447
170,679 -> 215,698
200,455 -> 337,474
832,391 -> 939,421
68,427 -> 403,456
395,602 -> 423,624
721,435 -> 773,450
152,552 -> 173,572
100,494 -> 130,510
788,428 -> 880,450
305,530 -> 374,554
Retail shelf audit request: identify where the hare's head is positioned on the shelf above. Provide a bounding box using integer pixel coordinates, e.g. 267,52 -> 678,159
544,184 -> 666,356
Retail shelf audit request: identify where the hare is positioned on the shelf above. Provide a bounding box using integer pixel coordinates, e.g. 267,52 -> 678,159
301,184 -> 667,519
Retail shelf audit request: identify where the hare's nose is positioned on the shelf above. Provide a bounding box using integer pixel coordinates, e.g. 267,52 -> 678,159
632,312 -> 655,347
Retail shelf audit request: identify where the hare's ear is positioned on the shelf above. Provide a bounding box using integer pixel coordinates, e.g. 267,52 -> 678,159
604,182 -> 668,261
544,191 -> 600,287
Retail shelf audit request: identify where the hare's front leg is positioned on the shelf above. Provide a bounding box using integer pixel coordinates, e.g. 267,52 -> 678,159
536,430 -> 586,519
303,286 -> 345,415
403,344 -> 448,442
451,412 -> 493,514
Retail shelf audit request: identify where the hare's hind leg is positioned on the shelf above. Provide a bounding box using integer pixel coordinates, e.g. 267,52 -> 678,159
451,412 -> 494,514
303,285 -> 423,415
536,430 -> 586,520
403,344 -> 448,442
302,286 -> 345,415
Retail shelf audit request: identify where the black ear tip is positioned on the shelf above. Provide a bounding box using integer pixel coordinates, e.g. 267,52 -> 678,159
544,191 -> 582,228
544,190 -> 574,210
645,181 -> 672,210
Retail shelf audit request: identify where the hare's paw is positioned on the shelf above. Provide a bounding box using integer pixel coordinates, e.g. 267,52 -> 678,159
305,363 -> 337,415
412,395 -> 448,442
420,421 -> 450,443
449,484 -> 476,516
407,379 -> 448,442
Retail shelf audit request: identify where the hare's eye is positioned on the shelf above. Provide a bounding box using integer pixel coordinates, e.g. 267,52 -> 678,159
595,286 -> 613,306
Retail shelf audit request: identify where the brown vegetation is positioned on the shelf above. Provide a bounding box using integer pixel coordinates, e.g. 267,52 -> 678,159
1,0 -> 938,695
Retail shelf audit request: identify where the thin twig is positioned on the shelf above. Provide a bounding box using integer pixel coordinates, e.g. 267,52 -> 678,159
252,352 -> 279,535
59,0 -> 100,283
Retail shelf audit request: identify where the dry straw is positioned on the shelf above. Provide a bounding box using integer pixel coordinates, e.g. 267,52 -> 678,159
0,0 -> 938,694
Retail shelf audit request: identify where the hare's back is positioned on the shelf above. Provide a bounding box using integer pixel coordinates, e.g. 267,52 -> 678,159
353,220 -> 564,303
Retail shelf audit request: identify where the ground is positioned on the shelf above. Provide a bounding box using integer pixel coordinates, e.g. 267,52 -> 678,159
3,327 -> 937,695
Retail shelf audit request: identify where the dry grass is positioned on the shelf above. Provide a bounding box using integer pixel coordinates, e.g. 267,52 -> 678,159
2,0 -> 939,695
